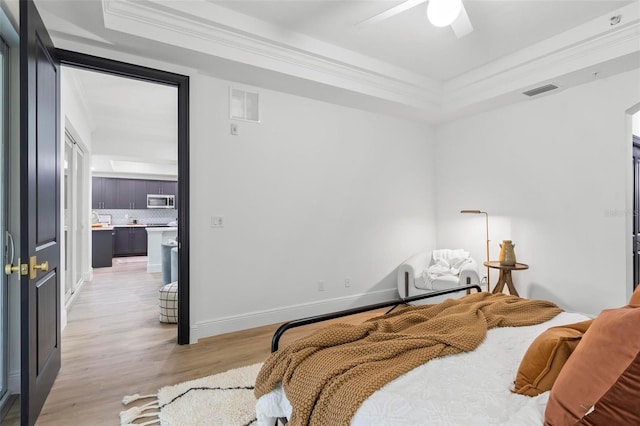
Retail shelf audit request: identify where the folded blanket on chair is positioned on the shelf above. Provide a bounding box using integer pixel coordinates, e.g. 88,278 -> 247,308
254,292 -> 562,426
424,249 -> 471,288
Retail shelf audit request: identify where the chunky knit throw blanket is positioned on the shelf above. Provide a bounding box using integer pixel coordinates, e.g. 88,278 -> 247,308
254,292 -> 562,426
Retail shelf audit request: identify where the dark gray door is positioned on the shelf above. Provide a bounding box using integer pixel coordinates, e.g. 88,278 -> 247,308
20,0 -> 61,423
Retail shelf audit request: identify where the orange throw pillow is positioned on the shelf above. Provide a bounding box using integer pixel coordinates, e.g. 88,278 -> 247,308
630,285 -> 640,305
544,306 -> 640,425
513,320 -> 592,396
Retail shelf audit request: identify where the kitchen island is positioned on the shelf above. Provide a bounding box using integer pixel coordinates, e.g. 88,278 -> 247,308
146,227 -> 178,273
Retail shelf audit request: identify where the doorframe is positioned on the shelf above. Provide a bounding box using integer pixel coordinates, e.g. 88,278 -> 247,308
634,134 -> 640,291
55,49 -> 191,344
0,32 -> 10,411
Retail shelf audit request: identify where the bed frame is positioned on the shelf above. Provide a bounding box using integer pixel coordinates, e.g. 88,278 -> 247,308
271,284 -> 482,352
268,284 -> 482,425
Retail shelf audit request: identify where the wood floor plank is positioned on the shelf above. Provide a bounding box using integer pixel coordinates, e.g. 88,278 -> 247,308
17,258 -> 387,425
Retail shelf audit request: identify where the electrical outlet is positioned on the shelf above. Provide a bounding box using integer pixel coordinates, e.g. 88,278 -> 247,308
481,276 -> 489,292
344,277 -> 351,288
230,123 -> 238,136
211,216 -> 224,228
318,281 -> 325,291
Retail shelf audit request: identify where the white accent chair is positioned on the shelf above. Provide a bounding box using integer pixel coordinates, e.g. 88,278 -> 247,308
397,251 -> 481,302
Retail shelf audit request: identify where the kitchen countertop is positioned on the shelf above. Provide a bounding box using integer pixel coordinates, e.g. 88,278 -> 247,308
91,224 -> 175,231
92,226 -> 114,231
145,226 -> 177,232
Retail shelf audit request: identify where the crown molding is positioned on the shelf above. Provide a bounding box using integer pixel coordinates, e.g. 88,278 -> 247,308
101,0 -> 442,115
97,0 -> 640,123
443,2 -> 640,113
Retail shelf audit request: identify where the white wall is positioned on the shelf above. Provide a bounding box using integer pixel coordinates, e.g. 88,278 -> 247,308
633,112 -> 640,137
51,32 -> 437,341
36,33 -> 640,346
61,68 -> 94,149
190,74 -> 436,339
434,69 -> 640,316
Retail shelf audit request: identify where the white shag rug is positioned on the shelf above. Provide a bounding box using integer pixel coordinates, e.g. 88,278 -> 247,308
120,363 -> 263,426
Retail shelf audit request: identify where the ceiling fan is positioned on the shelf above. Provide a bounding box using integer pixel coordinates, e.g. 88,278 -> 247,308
359,0 -> 474,39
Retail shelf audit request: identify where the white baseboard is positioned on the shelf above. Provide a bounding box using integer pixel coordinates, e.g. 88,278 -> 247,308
189,288 -> 398,344
62,279 -> 88,332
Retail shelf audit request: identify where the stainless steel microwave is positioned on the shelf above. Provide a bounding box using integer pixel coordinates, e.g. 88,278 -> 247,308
147,194 -> 175,209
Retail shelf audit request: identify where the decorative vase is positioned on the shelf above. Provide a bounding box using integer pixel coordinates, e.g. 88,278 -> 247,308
499,240 -> 517,266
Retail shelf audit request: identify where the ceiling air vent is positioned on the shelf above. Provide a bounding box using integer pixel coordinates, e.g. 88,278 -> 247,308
522,84 -> 559,97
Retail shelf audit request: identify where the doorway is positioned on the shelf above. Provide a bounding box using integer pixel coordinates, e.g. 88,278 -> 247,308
56,50 -> 190,344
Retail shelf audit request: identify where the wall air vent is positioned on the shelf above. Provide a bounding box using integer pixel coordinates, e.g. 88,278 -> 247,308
230,87 -> 260,122
522,84 -> 559,97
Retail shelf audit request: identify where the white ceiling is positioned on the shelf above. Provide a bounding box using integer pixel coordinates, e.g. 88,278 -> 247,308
211,0 -> 632,81
39,0 -> 640,125
63,66 -> 178,177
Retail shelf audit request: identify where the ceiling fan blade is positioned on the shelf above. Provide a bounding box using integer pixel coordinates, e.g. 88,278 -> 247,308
358,0 -> 428,26
451,2 -> 473,38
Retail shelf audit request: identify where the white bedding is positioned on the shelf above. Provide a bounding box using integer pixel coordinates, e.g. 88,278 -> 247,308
256,311 -> 589,426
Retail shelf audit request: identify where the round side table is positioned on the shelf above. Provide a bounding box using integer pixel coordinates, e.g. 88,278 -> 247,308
483,261 -> 529,297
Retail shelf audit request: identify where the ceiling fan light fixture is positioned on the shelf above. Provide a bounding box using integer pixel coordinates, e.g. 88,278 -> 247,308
427,0 -> 462,28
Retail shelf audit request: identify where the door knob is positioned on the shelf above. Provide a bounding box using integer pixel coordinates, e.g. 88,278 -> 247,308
29,256 -> 49,279
5,258 -> 27,276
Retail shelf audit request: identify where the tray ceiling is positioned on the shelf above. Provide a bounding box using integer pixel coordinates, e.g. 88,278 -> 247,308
39,0 -> 640,122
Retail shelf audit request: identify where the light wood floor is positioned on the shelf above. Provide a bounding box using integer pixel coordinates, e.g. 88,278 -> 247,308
1,258 -> 386,425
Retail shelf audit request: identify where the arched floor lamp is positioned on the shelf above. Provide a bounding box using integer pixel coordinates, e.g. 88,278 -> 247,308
460,210 -> 490,291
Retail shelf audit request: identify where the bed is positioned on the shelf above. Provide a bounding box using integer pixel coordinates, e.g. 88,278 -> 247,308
254,285 -> 640,426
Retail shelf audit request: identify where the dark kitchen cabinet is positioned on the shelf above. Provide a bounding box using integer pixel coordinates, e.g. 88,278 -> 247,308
165,181 -> 177,197
146,180 -> 177,196
92,229 -> 114,268
164,181 -> 178,208
113,227 -> 148,257
133,181 -> 148,209
92,177 -> 117,209
116,179 -> 147,209
93,178 -> 177,210
113,228 -> 129,256
131,228 -> 147,254
146,180 -> 161,195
